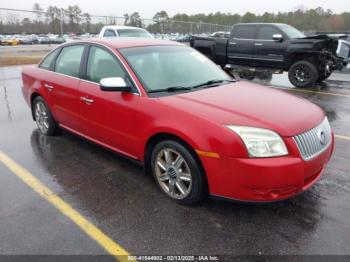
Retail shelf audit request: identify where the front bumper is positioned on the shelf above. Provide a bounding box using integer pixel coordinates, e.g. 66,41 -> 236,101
200,135 -> 334,202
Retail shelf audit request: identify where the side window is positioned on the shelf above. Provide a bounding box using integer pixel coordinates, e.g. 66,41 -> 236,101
258,26 -> 281,40
86,46 -> 127,83
39,48 -> 60,70
55,45 -> 85,77
234,26 -> 256,39
103,29 -> 117,37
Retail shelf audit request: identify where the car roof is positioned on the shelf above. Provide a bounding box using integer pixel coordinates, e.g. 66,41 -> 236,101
68,38 -> 184,49
235,23 -> 288,26
101,25 -> 148,30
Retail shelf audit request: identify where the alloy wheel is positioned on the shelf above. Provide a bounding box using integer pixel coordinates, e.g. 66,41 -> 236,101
154,148 -> 192,199
34,101 -> 49,134
294,64 -> 311,83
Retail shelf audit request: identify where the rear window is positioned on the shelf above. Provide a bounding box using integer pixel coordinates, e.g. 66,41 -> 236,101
117,29 -> 151,38
234,26 -> 256,39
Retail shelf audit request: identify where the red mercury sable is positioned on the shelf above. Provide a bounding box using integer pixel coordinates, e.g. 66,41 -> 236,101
22,39 -> 334,205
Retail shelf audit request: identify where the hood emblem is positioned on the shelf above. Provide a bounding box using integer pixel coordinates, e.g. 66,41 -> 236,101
317,129 -> 326,145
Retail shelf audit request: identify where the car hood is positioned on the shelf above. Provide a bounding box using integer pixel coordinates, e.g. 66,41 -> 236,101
159,81 -> 325,137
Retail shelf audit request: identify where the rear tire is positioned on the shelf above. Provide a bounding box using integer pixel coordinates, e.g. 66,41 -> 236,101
32,96 -> 60,136
288,60 -> 318,88
150,140 -> 208,205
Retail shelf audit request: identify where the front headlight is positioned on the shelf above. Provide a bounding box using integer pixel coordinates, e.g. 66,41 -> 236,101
226,125 -> 288,158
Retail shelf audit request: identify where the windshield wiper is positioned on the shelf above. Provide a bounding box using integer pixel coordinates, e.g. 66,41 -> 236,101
148,86 -> 192,93
191,79 -> 236,89
148,79 -> 235,94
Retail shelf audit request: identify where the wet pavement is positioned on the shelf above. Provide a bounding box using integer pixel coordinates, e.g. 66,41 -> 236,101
0,65 -> 350,257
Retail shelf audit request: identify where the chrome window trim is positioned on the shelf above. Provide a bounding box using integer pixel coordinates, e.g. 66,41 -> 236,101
36,41 -> 143,96
231,37 -> 276,42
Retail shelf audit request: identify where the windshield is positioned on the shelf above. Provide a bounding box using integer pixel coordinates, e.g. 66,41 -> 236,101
279,24 -> 305,39
117,29 -> 152,38
120,45 -> 231,93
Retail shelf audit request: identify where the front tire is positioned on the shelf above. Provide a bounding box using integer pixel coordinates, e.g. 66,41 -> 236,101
150,140 -> 207,205
288,60 -> 318,88
33,96 -> 60,136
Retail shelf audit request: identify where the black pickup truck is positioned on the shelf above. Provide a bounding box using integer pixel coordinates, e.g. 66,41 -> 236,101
190,23 -> 350,87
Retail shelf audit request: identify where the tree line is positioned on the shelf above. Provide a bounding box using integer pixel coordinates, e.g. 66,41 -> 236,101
0,4 -> 349,35
172,7 -> 350,32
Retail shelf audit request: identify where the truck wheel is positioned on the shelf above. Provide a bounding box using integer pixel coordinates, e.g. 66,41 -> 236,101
288,61 -> 318,88
317,71 -> 332,83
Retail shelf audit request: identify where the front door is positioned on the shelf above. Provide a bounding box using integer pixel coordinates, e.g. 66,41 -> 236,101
78,45 -> 140,158
227,25 -> 258,66
253,25 -> 288,68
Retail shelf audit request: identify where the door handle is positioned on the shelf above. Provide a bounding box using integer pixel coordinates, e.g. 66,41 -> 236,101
229,42 -> 237,45
254,43 -> 263,46
44,83 -> 54,91
80,96 -> 94,105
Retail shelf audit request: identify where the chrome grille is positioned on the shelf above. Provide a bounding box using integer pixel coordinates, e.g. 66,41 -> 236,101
293,118 -> 332,160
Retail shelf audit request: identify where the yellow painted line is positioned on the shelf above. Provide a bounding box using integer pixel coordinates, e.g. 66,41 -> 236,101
0,151 -> 133,262
195,149 -> 220,158
335,135 -> 350,141
280,88 -> 350,98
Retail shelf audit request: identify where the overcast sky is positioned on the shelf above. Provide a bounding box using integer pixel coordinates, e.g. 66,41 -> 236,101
3,0 -> 349,18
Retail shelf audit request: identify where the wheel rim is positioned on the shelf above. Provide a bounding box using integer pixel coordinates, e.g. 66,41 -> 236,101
34,101 -> 49,133
154,148 -> 192,199
294,64 -> 311,83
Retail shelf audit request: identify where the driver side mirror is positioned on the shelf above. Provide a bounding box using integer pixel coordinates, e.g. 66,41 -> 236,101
272,34 -> 283,42
100,77 -> 131,92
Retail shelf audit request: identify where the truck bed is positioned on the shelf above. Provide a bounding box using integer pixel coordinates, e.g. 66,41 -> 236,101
190,36 -> 228,66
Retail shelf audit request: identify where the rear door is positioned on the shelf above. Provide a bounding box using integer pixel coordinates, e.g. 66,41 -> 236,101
253,25 -> 288,68
227,25 -> 257,66
78,45 -> 140,157
44,44 -> 86,132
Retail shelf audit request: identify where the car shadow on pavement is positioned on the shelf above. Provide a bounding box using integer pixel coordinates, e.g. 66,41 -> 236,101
29,128 -> 325,254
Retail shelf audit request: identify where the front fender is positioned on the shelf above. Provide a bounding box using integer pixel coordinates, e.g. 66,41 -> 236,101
136,98 -> 248,160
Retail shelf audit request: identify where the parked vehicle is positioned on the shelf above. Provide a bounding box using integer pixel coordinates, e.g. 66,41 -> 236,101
38,35 -> 51,44
50,35 -> 66,44
190,23 -> 350,87
22,39 -> 334,205
175,34 -> 191,43
1,36 -> 20,46
21,35 -> 39,45
99,25 -> 153,39
14,35 -> 26,44
211,31 -> 230,38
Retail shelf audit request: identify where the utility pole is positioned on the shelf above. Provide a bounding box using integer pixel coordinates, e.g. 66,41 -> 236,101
60,9 -> 64,35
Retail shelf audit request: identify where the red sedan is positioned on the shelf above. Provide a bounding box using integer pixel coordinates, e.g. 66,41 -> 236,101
22,39 -> 334,205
